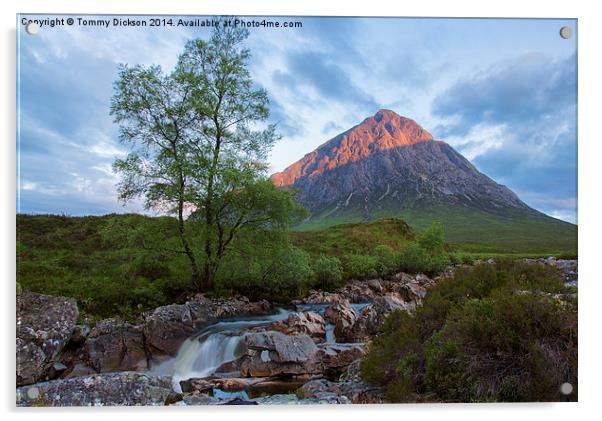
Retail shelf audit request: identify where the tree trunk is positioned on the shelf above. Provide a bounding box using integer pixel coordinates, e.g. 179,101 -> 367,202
176,192 -> 201,291
202,261 -> 215,291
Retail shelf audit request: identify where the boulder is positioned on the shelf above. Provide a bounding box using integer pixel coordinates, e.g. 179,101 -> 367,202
336,359 -> 384,404
268,311 -> 326,343
252,393 -> 349,405
339,279 -> 375,303
47,362 -> 68,380
317,343 -> 366,372
16,372 -> 174,407
83,319 -> 148,373
367,279 -> 383,292
325,300 -> 375,343
324,300 -> 357,340
143,301 -> 213,360
326,294 -> 412,343
297,378 -> 341,398
16,291 -> 79,386
240,332 -> 320,377
179,377 -> 214,394
372,294 -> 412,325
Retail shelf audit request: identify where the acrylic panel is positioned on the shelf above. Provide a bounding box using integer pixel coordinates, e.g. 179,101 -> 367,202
16,14 -> 578,406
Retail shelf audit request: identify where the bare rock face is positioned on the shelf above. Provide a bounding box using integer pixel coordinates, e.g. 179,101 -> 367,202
239,332 -> 320,377
16,291 -> 79,386
16,372 -> 173,407
82,319 -> 148,373
268,311 -> 326,343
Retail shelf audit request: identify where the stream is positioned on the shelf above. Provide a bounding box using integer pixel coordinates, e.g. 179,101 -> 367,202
150,303 -> 369,394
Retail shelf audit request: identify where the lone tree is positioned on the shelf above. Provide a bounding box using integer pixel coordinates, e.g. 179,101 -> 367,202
111,20 -> 301,291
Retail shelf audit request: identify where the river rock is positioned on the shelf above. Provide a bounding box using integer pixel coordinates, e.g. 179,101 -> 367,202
297,378 -> 341,398
317,343 -> 366,372
300,290 -> 344,304
47,362 -> 68,380
69,324 -> 91,346
240,332 -> 320,377
179,377 -> 214,394
253,393 -> 350,405
143,300 -> 213,360
336,360 -> 384,404
340,279 -> 376,303
16,291 -> 79,386
372,294 -> 413,324
367,278 -> 383,292
82,319 -> 148,373
16,372 -> 173,407
143,295 -> 272,360
324,300 -> 358,339
268,311 -> 326,343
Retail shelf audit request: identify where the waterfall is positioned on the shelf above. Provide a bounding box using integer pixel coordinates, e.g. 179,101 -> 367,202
149,305 -> 366,392
153,333 -> 243,392
150,308 -> 290,391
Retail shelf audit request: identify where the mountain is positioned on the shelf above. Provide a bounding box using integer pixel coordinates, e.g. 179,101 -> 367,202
272,109 -> 576,253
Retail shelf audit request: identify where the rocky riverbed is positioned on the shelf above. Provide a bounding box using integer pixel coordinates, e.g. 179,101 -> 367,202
16,257 -> 577,406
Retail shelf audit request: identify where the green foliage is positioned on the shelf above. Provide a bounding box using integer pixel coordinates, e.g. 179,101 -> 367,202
311,255 -> 343,291
344,254 -> 378,280
216,236 -> 313,302
290,218 -> 415,258
398,222 -> 451,274
361,261 -> 577,403
373,245 -> 399,277
418,221 -> 445,255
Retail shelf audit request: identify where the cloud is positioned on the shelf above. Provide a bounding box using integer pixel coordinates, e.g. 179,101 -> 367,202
433,53 -> 576,134
432,53 -> 577,222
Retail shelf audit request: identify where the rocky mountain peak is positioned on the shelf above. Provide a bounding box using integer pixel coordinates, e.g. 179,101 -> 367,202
270,110 -> 535,225
272,109 -> 433,188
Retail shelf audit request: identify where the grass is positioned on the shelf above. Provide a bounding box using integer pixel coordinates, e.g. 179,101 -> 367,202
295,204 -> 577,256
290,218 -> 415,257
17,214 -> 192,321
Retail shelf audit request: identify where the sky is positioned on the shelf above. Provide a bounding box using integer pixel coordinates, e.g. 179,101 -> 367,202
17,16 -> 577,223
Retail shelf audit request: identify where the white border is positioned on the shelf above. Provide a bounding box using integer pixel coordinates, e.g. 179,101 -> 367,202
3,1 -> 601,420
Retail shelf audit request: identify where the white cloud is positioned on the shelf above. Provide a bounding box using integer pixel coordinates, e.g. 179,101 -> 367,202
445,123 -> 508,160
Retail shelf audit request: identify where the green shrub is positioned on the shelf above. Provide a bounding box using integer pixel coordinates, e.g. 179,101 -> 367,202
345,254 -> 378,280
397,221 -> 451,274
312,255 -> 343,291
424,294 -> 577,402
398,243 -> 431,273
218,244 -> 313,302
374,244 -> 399,277
418,222 -> 445,255
361,261 -> 577,403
